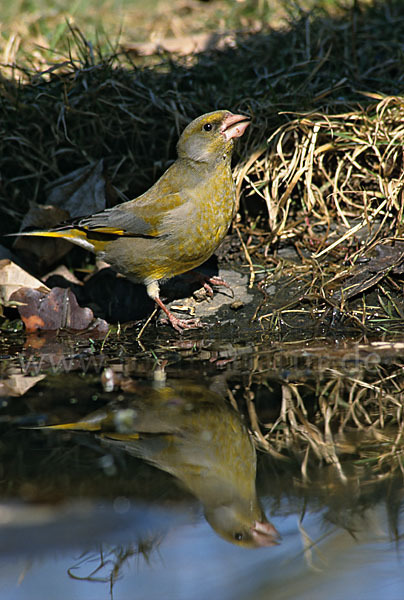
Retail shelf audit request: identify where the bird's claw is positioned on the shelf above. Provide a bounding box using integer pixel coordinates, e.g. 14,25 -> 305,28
194,273 -> 234,299
207,275 -> 234,298
208,275 -> 231,289
174,318 -> 205,332
202,282 -> 214,298
160,314 -> 206,333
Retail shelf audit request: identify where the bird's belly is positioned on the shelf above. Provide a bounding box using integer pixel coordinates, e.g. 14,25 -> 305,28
103,188 -> 234,284
163,206 -> 231,274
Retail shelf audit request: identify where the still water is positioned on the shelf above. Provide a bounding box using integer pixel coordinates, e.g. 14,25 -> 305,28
0,481 -> 402,600
0,332 -> 403,600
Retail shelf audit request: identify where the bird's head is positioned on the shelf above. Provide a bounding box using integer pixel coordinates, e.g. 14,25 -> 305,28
204,503 -> 280,548
177,110 -> 251,164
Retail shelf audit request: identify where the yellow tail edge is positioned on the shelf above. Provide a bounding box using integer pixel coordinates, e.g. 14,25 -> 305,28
34,421 -> 102,431
11,229 -> 99,252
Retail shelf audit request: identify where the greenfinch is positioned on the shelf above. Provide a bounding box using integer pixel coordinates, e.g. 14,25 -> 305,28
41,381 -> 279,548
16,111 -> 250,332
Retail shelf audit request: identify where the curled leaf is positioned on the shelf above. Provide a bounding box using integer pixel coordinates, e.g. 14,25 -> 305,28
0,373 -> 46,398
0,259 -> 49,303
10,286 -> 96,332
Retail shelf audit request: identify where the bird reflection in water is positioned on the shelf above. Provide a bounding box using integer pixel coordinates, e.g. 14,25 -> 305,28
44,381 -> 280,548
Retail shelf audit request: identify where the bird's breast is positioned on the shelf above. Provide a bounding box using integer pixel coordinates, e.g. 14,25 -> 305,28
162,171 -> 235,267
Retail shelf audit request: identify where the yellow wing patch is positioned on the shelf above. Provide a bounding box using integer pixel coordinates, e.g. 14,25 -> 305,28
100,432 -> 141,441
88,227 -> 126,236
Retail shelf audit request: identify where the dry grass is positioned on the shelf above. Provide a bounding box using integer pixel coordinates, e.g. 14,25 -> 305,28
1,1 -> 403,233
0,0 -> 350,69
246,96 -> 404,247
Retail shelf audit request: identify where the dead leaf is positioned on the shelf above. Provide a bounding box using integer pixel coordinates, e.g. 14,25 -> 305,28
12,204 -> 72,268
45,160 -> 110,217
332,241 -> 404,302
17,203 -> 70,233
0,259 -> 49,303
42,265 -> 83,286
9,286 -> 96,332
13,161 -> 114,269
0,373 -> 46,397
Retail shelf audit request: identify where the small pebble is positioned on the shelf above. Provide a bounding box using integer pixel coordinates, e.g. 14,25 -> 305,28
230,300 -> 244,310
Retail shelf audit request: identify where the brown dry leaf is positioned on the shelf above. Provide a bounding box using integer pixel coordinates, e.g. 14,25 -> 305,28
13,161 -> 112,269
45,160 -> 110,218
12,204 -> 72,268
0,373 -> 46,398
0,259 -> 49,303
42,265 -> 83,285
17,203 -> 70,233
9,286 -> 95,332
332,242 -> 404,302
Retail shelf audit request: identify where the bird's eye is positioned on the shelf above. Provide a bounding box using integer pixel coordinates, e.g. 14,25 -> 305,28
203,123 -> 213,131
234,532 -> 244,541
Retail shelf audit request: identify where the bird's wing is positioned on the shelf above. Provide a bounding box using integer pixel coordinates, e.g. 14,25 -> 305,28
69,205 -> 157,238
66,184 -> 187,239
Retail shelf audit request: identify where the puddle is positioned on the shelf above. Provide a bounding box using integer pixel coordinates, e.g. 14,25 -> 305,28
1,310 -> 404,599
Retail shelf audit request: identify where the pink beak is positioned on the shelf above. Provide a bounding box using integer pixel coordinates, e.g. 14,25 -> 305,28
251,520 -> 281,547
220,113 -> 251,141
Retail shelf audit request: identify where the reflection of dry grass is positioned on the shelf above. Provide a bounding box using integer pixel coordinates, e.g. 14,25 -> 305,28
238,342 -> 404,548
68,537 -> 161,599
239,341 -> 404,484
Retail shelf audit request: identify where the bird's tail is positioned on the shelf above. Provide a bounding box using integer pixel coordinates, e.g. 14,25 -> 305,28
8,228 -> 101,253
29,407 -> 141,434
38,420 -> 101,431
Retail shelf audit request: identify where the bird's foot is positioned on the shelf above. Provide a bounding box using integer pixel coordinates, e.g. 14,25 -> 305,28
153,295 -> 206,333
161,313 -> 205,333
204,275 -> 233,297
191,272 -> 234,299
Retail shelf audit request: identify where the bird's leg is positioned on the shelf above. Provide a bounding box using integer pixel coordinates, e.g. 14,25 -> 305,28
147,281 -> 203,333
